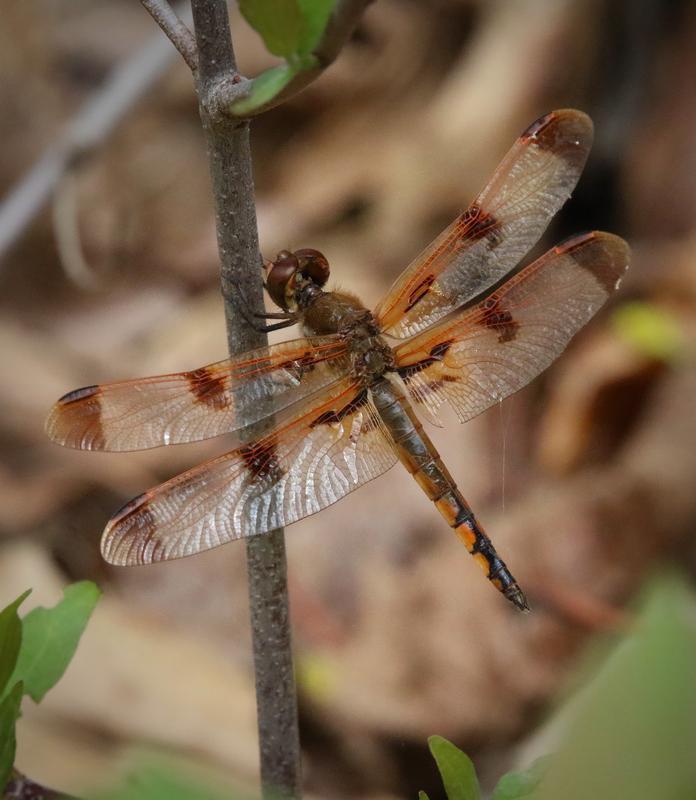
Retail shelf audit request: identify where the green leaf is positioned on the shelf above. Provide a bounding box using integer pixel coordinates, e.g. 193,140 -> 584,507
0,681 -> 23,792
612,301 -> 683,362
0,590 -> 31,698
418,792 -> 431,800
239,0 -> 303,57
533,575 -> 696,800
428,735 -> 481,800
229,59 -> 317,115
9,582 -> 100,703
296,0 -> 335,54
492,756 -> 551,800
239,0 -> 335,57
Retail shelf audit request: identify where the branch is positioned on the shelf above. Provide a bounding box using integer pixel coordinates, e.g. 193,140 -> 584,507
140,0 -> 198,72
189,1 -> 301,798
206,0 -> 373,119
0,3 -> 192,264
3,769 -> 78,799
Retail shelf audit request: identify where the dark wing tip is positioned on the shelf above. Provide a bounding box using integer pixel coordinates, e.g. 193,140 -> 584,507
556,230 -> 631,293
521,108 -> 594,154
45,385 -> 105,449
57,385 -> 100,405
102,492 -> 160,566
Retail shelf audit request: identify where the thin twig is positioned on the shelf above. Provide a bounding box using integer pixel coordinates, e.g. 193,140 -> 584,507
215,0 -> 373,118
0,4 -> 193,264
189,1 -> 302,798
140,0 -> 198,72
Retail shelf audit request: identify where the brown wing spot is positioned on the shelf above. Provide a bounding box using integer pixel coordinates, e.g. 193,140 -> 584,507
310,389 -> 369,427
458,205 -> 501,247
429,339 -> 454,360
187,366 -> 230,411
520,111 -> 558,148
554,231 -> 595,255
405,274 -> 435,312
58,384 -> 100,405
520,109 -> 593,168
397,339 -> 454,382
276,350 -> 319,381
420,379 -> 445,397
239,436 -> 283,481
479,297 -> 519,343
555,231 -> 621,293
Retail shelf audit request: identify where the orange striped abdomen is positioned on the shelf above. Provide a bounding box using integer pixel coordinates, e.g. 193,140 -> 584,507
370,377 -> 529,611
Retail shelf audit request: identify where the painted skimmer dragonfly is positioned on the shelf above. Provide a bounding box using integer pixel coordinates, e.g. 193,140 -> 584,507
46,109 -> 629,610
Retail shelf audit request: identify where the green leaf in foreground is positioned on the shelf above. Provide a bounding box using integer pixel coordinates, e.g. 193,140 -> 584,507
239,0 -> 303,58
296,0 -> 335,54
492,756 -> 551,800
9,581 -> 100,703
418,792 -> 431,800
428,735 -> 481,800
0,681 -> 23,791
533,575 -> 696,800
0,590 -> 31,698
240,0 -> 335,58
92,761 -> 238,800
230,58 -> 317,116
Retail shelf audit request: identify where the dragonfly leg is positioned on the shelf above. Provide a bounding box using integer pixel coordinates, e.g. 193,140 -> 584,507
228,284 -> 298,332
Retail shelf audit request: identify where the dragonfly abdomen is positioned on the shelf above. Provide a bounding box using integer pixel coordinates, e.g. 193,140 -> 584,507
370,377 -> 529,611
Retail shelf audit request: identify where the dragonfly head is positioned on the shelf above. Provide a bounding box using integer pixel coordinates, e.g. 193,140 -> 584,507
266,248 -> 330,311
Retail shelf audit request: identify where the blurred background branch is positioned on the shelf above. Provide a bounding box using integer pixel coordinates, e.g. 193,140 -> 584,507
0,3 -> 192,264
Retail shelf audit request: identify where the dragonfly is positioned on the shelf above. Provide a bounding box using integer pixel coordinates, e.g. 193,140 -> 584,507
46,109 -> 629,611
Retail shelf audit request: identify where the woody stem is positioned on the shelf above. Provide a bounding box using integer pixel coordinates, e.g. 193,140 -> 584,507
189,1 -> 302,797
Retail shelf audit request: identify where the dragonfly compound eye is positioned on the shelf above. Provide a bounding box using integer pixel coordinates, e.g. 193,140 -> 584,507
294,248 -> 330,287
266,251 -> 300,310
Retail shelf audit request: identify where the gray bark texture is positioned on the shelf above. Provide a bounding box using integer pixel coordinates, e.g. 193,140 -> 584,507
190,1 -> 302,797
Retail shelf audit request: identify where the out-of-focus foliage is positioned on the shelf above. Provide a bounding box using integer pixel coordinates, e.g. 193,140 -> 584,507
534,575 -> 696,800
9,581 -> 100,703
424,576 -> 696,800
491,757 -> 550,800
92,760 -> 250,800
0,583 -> 99,792
0,590 -> 32,792
425,735 -> 480,800
0,682 -> 23,791
0,590 -> 30,700
612,301 -> 684,362
421,737 -> 548,800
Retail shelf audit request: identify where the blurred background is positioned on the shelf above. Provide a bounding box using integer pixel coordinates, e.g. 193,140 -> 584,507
1,0 -> 696,797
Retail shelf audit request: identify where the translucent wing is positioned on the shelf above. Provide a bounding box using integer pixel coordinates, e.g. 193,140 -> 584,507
393,232 -> 630,426
101,378 -> 398,565
45,336 -> 350,451
375,109 -> 594,338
